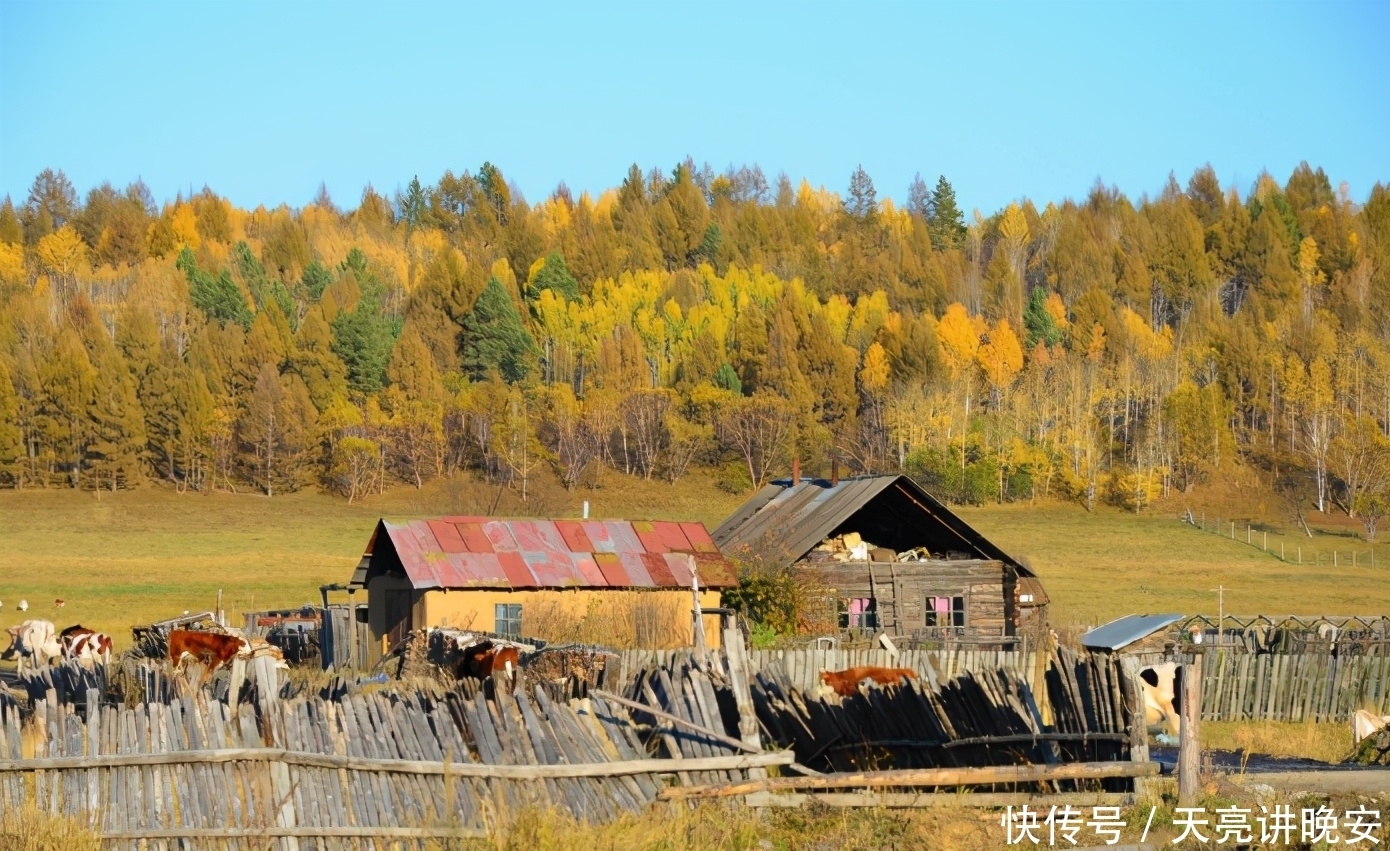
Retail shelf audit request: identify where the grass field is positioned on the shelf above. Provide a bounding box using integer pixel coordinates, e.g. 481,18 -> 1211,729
2,470 -> 1388,649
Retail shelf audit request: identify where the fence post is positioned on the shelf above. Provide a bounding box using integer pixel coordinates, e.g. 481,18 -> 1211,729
1178,655 -> 1203,805
1263,532 -> 1267,552
1231,522 -> 1235,539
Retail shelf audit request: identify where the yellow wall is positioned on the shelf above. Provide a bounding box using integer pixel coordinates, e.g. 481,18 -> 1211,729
419,588 -> 725,649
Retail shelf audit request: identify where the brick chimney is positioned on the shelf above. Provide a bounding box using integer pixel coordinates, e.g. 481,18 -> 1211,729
831,456 -> 839,487
791,456 -> 800,484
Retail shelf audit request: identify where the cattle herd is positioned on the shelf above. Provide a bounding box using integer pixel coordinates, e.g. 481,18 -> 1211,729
2,619 -> 113,672
1,618 -> 285,679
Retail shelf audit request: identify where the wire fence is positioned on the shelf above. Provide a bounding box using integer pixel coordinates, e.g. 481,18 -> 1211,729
1181,510 -> 1387,568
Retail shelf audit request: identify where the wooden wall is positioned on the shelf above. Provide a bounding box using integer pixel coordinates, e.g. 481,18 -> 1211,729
803,559 -> 1011,636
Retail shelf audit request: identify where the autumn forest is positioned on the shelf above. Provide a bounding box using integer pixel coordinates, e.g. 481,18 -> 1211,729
1,161 -> 1388,535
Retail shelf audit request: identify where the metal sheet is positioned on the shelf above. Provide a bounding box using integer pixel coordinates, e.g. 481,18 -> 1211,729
642,552 -> 677,586
1081,614 -> 1184,651
427,520 -> 469,554
371,517 -> 736,591
496,551 -> 537,589
679,522 -> 719,553
523,550 -> 582,587
456,522 -> 494,554
631,521 -> 668,554
553,520 -> 595,554
694,552 -> 737,587
443,553 -> 508,587
654,522 -> 694,553
600,522 -> 645,556
618,553 -> 654,587
483,522 -> 519,552
593,552 -> 631,586
663,552 -> 696,587
573,554 -> 608,587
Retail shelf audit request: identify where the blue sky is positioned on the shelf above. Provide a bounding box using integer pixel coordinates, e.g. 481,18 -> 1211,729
1,0 -> 1386,216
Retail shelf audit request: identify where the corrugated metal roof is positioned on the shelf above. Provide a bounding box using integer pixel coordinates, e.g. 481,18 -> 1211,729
1080,614 -> 1184,651
356,517 -> 737,591
713,474 -> 1037,577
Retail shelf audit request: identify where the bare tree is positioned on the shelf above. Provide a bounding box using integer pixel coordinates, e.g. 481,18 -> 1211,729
620,390 -> 670,479
718,393 -> 793,488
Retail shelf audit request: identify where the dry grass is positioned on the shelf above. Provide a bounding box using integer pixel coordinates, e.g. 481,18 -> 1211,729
1202,720 -> 1354,764
523,592 -> 692,649
443,801 -> 1009,851
0,805 -> 101,851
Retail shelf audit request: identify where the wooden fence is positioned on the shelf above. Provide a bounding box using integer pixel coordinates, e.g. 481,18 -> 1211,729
1196,649 -> 1390,722
615,646 -> 1037,696
0,661 -> 787,849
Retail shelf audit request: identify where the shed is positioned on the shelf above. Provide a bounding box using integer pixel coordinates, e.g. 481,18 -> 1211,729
348,517 -> 737,664
713,474 -> 1048,640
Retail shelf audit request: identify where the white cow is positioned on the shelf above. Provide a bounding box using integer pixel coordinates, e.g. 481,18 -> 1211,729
1139,662 -> 1182,739
1352,709 -> 1390,744
3,619 -> 63,673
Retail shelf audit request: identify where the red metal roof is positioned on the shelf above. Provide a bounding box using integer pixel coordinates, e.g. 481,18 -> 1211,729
376,518 -> 737,591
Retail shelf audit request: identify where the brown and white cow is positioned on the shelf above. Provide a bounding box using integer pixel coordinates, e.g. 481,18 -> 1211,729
3,619 -> 63,673
818,666 -> 918,698
59,624 -> 114,668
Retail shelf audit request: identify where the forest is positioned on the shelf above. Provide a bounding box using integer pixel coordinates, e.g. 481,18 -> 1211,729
0,161 -> 1388,537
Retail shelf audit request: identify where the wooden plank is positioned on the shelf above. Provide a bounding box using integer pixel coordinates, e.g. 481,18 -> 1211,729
743,790 -> 1135,808
661,760 -> 1161,799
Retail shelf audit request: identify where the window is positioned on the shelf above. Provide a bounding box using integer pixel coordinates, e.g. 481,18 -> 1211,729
925,596 -> 965,628
838,597 -> 878,629
495,603 -> 522,639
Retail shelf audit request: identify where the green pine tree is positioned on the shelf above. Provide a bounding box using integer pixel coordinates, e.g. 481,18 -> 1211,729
1023,287 -> 1064,348
177,247 -> 252,329
461,276 -> 537,383
928,175 -> 966,251
529,252 -> 580,302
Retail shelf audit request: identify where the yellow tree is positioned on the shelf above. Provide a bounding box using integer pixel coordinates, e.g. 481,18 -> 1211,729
936,302 -> 984,481
976,318 -> 1024,500
36,225 -> 87,298
1297,236 -> 1325,326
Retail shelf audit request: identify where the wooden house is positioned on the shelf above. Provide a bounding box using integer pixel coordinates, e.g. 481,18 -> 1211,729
348,517 -> 737,665
713,474 -> 1048,640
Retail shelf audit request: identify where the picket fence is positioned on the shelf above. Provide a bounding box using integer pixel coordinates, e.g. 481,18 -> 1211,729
1197,649 -> 1390,723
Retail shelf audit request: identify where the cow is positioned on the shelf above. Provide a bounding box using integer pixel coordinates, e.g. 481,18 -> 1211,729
462,643 -> 520,680
818,666 -> 918,698
168,629 -> 247,673
240,636 -> 290,671
1138,663 -> 1183,741
59,624 -> 113,668
3,619 -> 63,673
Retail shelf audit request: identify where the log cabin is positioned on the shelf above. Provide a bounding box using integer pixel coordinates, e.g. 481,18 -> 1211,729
713,474 -> 1049,641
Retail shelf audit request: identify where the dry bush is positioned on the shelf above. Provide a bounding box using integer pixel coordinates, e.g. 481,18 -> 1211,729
0,805 -> 101,851
522,592 -> 691,648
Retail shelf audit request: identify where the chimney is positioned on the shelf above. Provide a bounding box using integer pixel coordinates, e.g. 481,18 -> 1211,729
831,456 -> 840,487
791,456 -> 800,485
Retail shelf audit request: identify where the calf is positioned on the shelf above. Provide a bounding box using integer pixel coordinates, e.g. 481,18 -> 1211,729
168,629 -> 247,673
59,624 -> 113,668
3,619 -> 62,673
1353,709 -> 1390,744
818,666 -> 918,698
